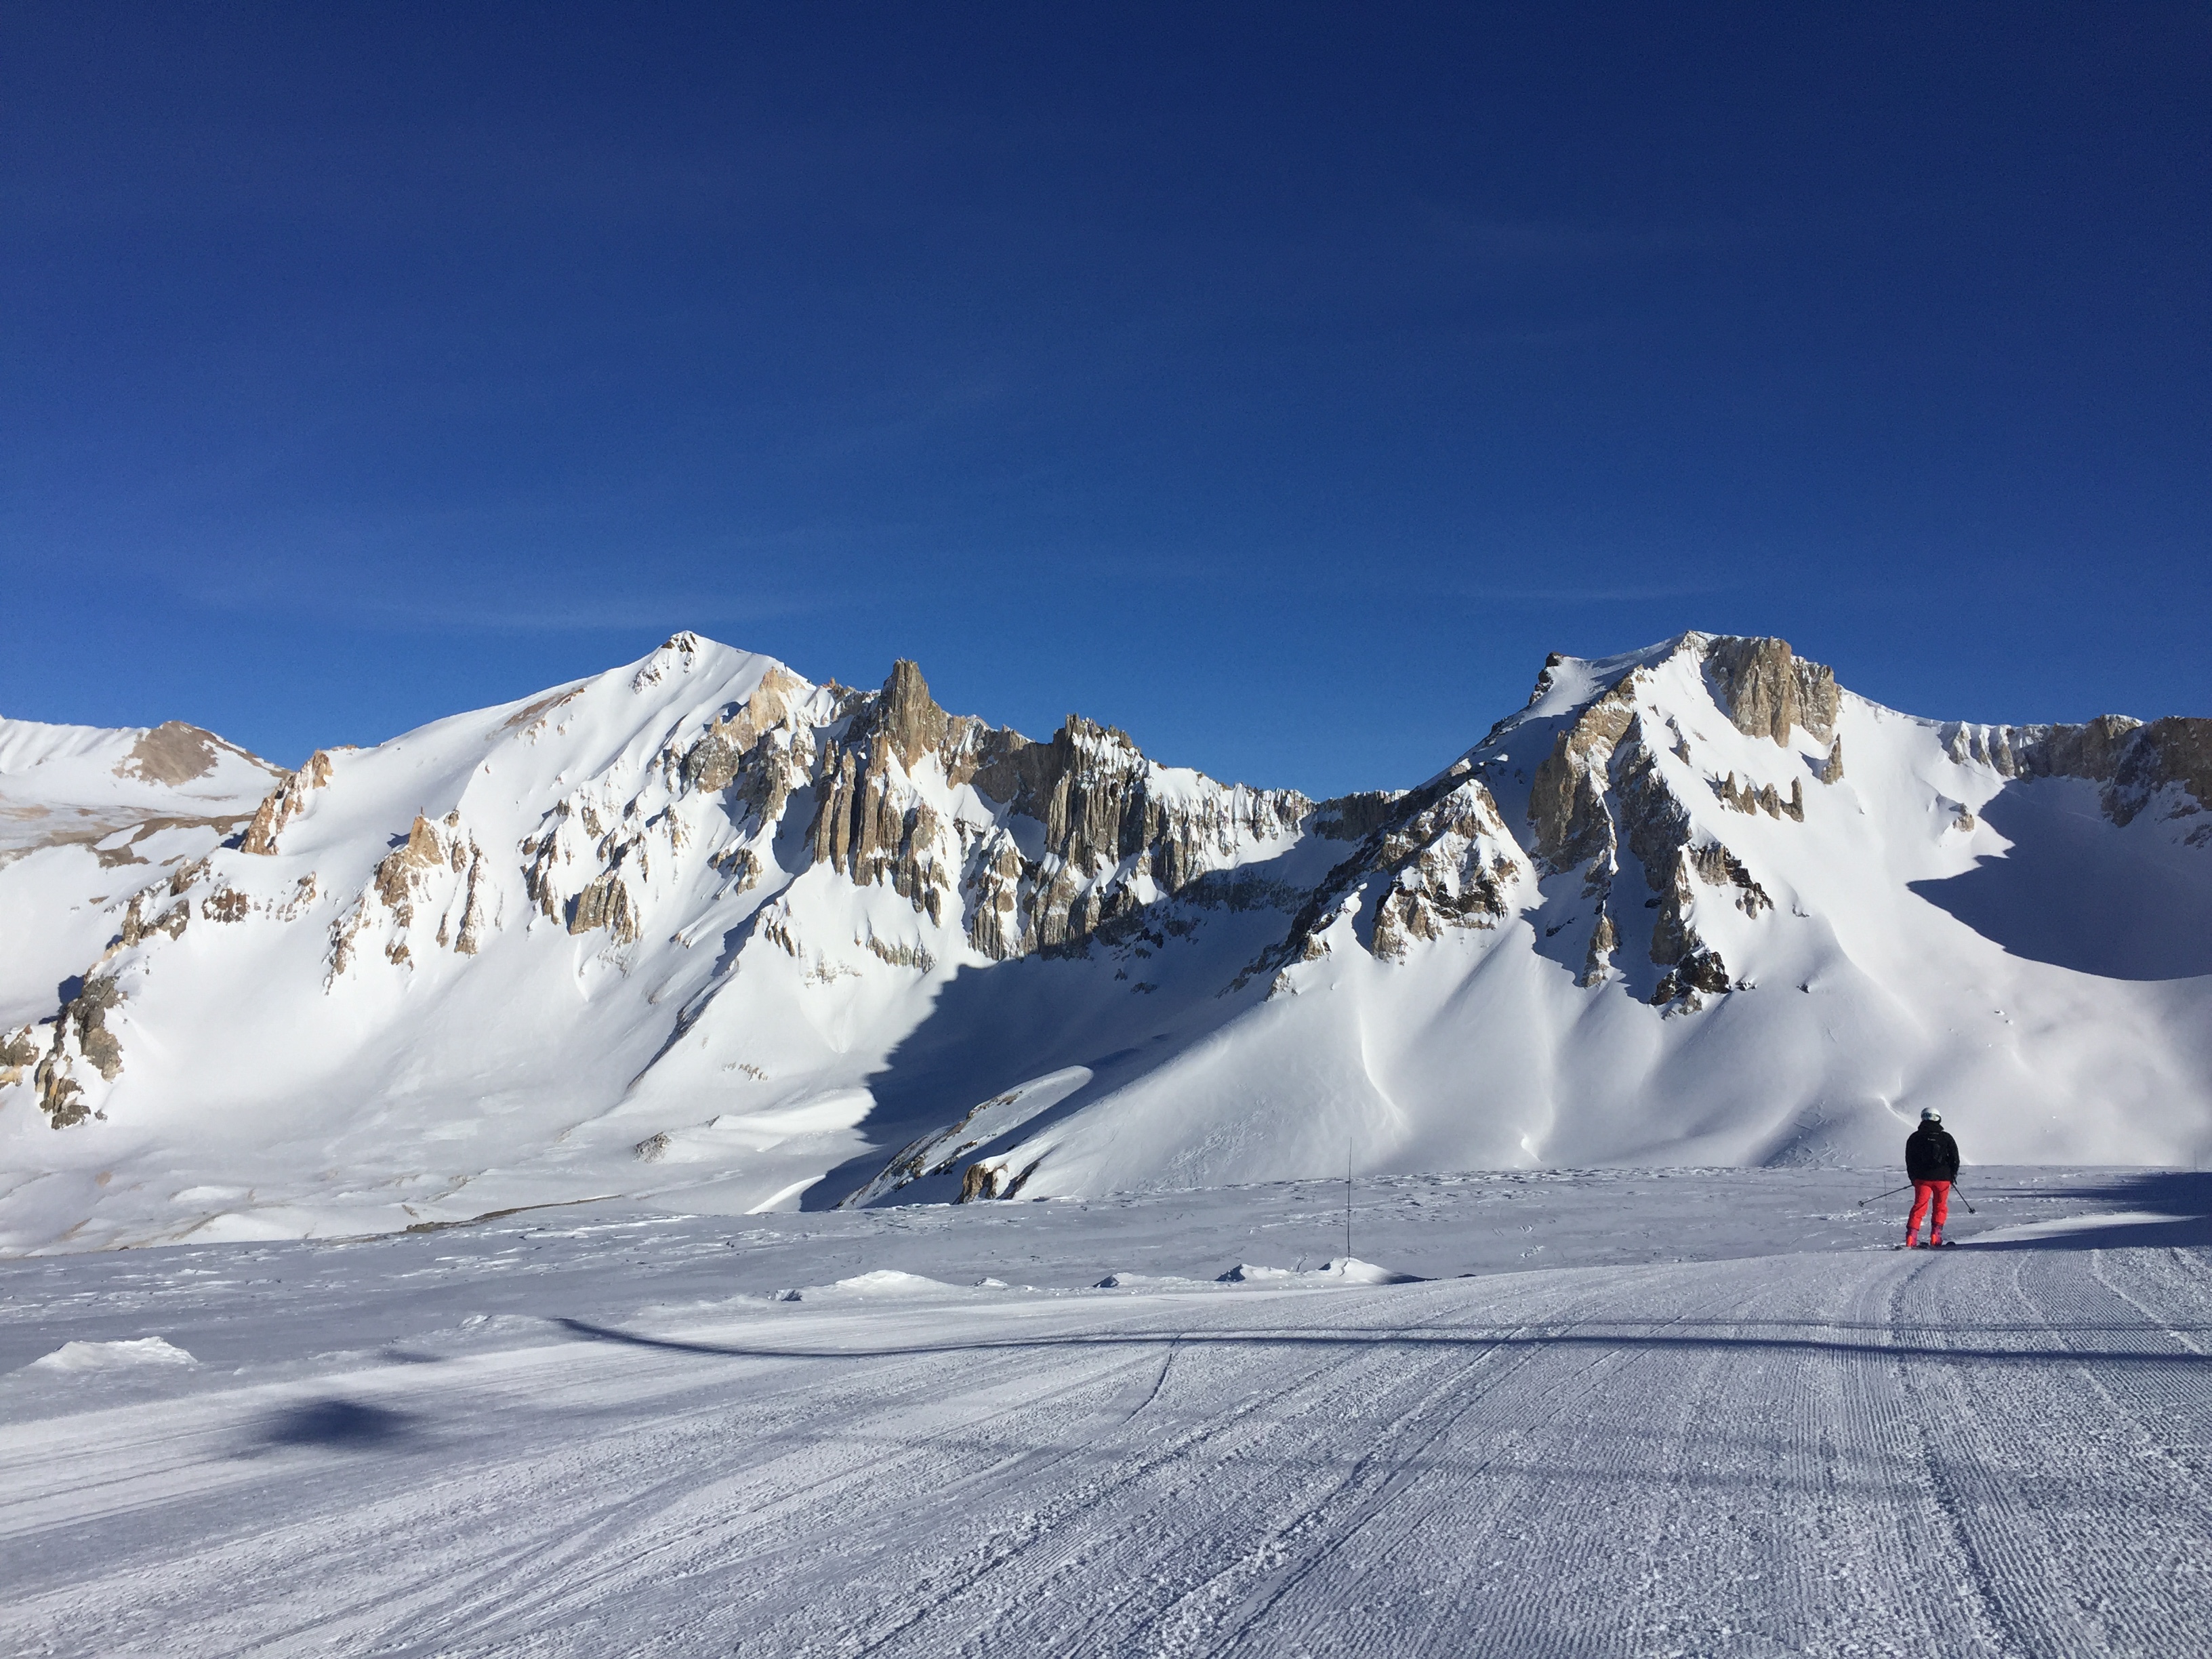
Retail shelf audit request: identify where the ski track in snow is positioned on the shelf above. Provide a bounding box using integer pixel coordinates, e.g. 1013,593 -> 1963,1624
5,1174 -> 2212,1656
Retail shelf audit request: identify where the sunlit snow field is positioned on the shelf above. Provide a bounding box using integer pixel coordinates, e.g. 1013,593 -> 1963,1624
7,1167 -> 2212,1656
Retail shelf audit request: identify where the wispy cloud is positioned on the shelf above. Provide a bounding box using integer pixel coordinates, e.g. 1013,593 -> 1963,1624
1475,579 -> 1742,605
330,588 -> 837,636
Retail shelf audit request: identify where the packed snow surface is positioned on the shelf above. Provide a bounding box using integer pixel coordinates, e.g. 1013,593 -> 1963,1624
5,1168 -> 2211,1656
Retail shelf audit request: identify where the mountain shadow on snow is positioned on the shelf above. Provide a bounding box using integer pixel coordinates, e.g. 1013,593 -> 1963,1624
1910,777 -> 2212,980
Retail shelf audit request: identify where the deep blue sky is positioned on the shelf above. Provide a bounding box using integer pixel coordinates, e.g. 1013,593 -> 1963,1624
3,4 -> 2206,794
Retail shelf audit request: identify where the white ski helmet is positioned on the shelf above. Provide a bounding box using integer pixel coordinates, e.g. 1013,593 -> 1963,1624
1920,1109 -> 1943,1124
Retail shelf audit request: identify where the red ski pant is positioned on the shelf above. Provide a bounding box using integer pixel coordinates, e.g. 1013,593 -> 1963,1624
1907,1181 -> 1950,1242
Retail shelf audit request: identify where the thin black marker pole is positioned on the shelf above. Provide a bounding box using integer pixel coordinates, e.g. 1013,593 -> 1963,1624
1345,1134 -> 1353,1261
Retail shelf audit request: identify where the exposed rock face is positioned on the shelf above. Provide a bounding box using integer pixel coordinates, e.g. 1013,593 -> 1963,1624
964,836 -> 1027,962
806,665 -> 962,930
1528,680 -> 1639,876
1368,781 -> 1528,962
1609,735 -> 1729,998
374,816 -> 450,909
2017,714 -> 2142,784
525,755 -> 711,951
331,812 -> 497,975
2120,718 -> 2212,825
1515,639 -> 1832,1006
1242,636 -> 1834,1002
1,1025 -> 42,1090
1938,713 -> 2212,837
112,722 -> 236,786
241,750 -> 335,854
1579,909 -> 1618,986
680,667 -> 809,797
958,1162 -> 998,1202
878,659 -> 951,770
967,1158 -> 1044,1201
32,974 -> 123,1127
569,870 -> 639,943
504,652 -> 1323,977
1307,790 -> 1401,841
1652,948 -> 1734,1006
120,878 -> 194,947
1688,842 -> 1773,916
630,630 -> 701,690
1240,764 -> 1529,985
201,886 -> 250,923
1518,668 -> 1736,1002
1715,774 -> 1805,820
971,714 -> 1310,959
710,846 -> 762,896
778,661 -> 1317,962
2026,716 -> 2212,832
1702,636 -> 1839,745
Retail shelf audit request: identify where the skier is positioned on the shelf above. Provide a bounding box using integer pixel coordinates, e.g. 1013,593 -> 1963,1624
1904,1108 -> 1961,1248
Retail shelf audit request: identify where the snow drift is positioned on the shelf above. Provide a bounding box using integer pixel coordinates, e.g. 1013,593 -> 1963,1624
3,630 -> 2209,1250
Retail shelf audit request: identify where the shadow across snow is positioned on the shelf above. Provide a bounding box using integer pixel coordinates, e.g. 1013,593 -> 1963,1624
800,956 -> 1283,1212
1959,1171 -> 2212,1252
1908,779 -> 2212,980
1965,1216 -> 2212,1252
796,869 -> 1305,1209
798,952 -> 1191,1208
253,1397 -> 417,1450
553,1316 -> 2212,1372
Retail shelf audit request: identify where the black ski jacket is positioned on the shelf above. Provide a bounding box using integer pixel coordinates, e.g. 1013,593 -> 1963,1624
1906,1126 -> 1961,1183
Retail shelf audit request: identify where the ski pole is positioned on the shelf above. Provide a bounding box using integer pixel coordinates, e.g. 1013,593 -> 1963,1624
1948,1181 -> 1977,1216
1857,1183 -> 1912,1207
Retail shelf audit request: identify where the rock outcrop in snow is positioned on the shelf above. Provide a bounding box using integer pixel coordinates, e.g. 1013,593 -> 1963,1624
3,629 -> 2210,1251
1947,713 -> 2212,837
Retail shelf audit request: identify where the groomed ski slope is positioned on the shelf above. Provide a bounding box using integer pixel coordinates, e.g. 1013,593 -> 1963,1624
5,1169 -> 2209,1656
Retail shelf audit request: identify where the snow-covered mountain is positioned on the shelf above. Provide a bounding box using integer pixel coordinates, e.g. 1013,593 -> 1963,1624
4,631 -> 2209,1250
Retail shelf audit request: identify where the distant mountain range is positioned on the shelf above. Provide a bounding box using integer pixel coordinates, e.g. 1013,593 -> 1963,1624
5,631 -> 2209,1251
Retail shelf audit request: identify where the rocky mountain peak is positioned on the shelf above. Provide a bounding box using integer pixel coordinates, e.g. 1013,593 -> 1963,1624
630,631 -> 705,691
1460,635 -> 1845,1008
112,722 -> 270,787
877,659 -> 954,771
1700,636 -> 1840,745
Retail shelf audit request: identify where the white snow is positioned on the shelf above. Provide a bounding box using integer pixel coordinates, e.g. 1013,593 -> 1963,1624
26,1334 -> 196,1372
827,1268 -> 957,1295
1217,1256 -> 1420,1284
5,1166 -> 2208,1656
